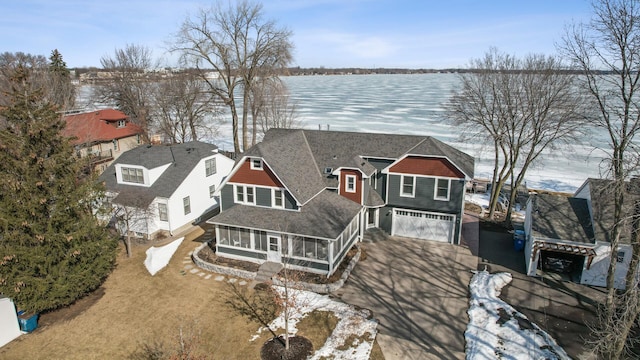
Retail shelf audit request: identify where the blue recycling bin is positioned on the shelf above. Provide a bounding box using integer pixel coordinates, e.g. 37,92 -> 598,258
513,230 -> 525,251
18,313 -> 39,333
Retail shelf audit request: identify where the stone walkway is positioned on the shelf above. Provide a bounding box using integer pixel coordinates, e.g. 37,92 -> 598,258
181,245 -> 249,287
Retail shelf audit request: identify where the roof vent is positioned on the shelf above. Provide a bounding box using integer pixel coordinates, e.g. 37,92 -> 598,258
332,155 -> 337,160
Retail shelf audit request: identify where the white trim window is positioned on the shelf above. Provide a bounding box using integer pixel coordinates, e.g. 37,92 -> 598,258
434,178 -> 451,201
205,158 -> 217,177
235,185 -> 256,205
346,175 -> 356,193
273,189 -> 284,208
121,167 -> 144,184
158,203 -> 168,221
209,184 -> 216,198
117,119 -> 126,128
183,196 -> 191,215
370,171 -> 378,189
400,175 -> 415,197
251,158 -> 263,170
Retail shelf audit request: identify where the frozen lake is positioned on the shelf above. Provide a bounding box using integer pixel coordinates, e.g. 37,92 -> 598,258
78,73 -> 610,193
281,73 -> 608,193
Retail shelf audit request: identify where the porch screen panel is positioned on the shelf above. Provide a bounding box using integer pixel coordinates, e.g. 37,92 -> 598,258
254,230 -> 267,251
318,240 -> 328,260
239,228 -> 251,248
304,237 -> 317,259
292,236 -> 304,257
219,226 -> 230,245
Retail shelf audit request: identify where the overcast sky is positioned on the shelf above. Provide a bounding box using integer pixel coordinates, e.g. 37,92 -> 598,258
1,0 -> 593,69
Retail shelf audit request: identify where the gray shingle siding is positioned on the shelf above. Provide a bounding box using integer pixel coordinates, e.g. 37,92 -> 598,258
221,184 -> 234,211
387,175 -> 465,213
256,187 -> 271,207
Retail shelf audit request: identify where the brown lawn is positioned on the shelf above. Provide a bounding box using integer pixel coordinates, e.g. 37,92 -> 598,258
0,226 -> 384,360
0,228 -> 267,359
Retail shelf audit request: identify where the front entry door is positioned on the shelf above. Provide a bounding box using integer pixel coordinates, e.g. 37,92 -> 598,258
267,236 -> 281,262
367,208 -> 378,228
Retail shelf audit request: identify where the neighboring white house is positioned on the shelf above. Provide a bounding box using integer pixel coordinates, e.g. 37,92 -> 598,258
99,141 -> 234,240
524,178 -> 640,289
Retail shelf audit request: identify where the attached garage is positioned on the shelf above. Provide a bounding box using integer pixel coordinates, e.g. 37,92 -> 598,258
392,209 -> 455,243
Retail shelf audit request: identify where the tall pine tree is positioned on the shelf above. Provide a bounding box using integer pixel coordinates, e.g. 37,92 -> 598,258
0,64 -> 117,313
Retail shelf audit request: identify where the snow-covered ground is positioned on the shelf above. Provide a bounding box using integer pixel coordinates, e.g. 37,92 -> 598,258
252,287 -> 378,360
144,237 -> 184,276
466,271 -> 569,360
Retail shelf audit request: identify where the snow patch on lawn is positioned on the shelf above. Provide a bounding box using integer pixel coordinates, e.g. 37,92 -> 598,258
252,287 -> 378,360
144,237 -> 184,276
466,270 -> 570,360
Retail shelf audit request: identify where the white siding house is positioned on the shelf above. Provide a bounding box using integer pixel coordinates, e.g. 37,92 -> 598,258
99,142 -> 234,239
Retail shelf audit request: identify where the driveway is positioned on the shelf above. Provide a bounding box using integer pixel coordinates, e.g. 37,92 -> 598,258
333,215 -> 478,359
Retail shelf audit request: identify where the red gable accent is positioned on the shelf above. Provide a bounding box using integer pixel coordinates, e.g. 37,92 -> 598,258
339,169 -> 362,204
389,156 -> 464,178
62,109 -> 144,145
229,159 -> 283,187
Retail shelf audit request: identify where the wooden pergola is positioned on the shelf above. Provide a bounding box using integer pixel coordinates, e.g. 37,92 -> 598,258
532,240 -> 597,269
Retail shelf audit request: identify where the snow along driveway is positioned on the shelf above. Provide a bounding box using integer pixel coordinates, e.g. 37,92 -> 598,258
465,270 -> 569,360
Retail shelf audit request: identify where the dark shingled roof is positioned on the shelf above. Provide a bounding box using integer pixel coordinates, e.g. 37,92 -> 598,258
530,193 -> 595,244
99,141 -> 219,207
254,129 -> 474,205
211,190 -> 363,239
581,178 -> 640,244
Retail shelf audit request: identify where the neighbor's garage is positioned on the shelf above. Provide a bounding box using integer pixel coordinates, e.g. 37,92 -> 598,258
391,209 -> 455,243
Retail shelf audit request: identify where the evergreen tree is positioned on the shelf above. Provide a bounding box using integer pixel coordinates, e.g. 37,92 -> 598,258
47,49 -> 75,110
0,64 -> 117,313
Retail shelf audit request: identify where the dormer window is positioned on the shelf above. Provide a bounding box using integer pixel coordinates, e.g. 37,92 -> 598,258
251,158 -> 263,170
117,120 -> 126,128
121,167 -> 144,184
324,167 -> 333,174
346,175 -> 356,193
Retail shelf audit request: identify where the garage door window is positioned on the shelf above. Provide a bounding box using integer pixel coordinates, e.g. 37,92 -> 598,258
435,178 -> 450,201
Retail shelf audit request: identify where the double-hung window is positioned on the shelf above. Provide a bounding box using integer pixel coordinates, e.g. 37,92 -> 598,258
346,175 -> 356,193
400,175 -> 415,197
183,196 -> 191,215
434,178 -> 450,201
209,184 -> 216,198
235,185 -> 256,205
158,203 -> 168,221
122,167 -> 144,184
273,189 -> 284,208
205,158 -> 216,177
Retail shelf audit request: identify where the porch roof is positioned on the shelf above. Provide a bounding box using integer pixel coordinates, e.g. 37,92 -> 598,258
209,189 -> 363,240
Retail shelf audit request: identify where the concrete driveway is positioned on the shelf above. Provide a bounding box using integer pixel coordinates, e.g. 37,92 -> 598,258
333,215 -> 478,359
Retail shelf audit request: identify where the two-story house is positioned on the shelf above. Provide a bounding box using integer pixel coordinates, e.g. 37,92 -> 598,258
62,109 -> 145,173
209,129 -> 474,276
99,141 -> 234,240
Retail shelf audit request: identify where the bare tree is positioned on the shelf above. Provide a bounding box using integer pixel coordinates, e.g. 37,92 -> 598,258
251,78 -> 300,142
562,0 -> 640,308
0,51 -> 75,112
110,195 -> 155,258
446,48 -> 583,221
97,44 -> 157,140
153,71 -> 223,143
171,0 -> 293,153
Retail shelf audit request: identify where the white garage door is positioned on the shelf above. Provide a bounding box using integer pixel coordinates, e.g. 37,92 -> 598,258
392,209 -> 455,242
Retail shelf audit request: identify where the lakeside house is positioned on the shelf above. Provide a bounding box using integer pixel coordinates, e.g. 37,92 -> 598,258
62,109 -> 145,173
208,129 -> 474,276
524,178 -> 640,289
99,141 -> 234,240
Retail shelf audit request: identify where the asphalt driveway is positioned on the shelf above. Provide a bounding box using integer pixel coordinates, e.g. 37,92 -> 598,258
333,215 -> 478,359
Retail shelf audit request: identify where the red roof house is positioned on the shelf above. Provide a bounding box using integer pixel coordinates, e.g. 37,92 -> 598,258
62,109 -> 145,173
